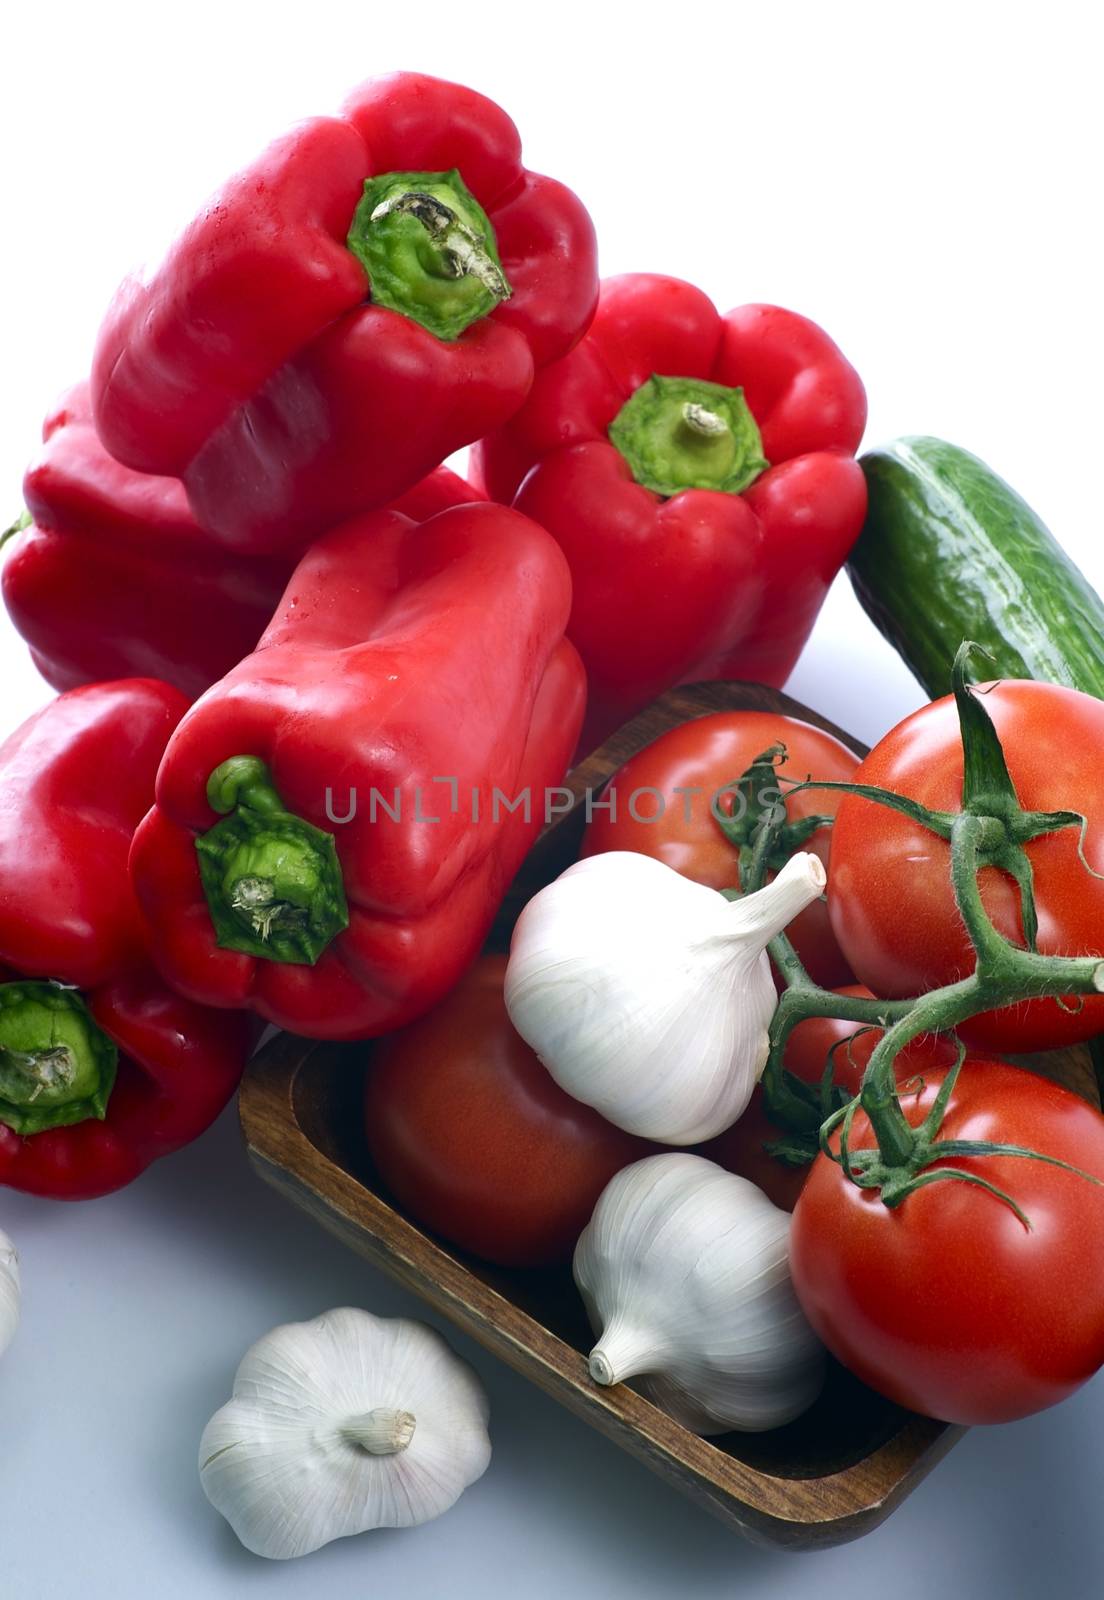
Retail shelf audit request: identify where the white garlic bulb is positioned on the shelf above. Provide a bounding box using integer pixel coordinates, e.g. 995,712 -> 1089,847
574,1153 -> 824,1435
199,1308 -> 491,1559
505,849 -> 825,1143
0,1229 -> 19,1358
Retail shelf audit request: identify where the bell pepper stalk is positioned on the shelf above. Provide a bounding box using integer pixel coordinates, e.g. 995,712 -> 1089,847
0,512 -> 30,550
732,644 -> 1104,1219
1,382 -> 484,703
129,501 -> 586,1041
0,982 -> 117,1136
348,170 -> 511,339
608,376 -> 769,497
0,682 -> 254,1199
91,72 -> 599,557
196,756 -> 349,964
472,273 -> 868,751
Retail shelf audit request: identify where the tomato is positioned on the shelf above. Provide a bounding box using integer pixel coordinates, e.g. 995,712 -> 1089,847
581,710 -> 860,986
828,680 -> 1104,1051
699,1093 -> 808,1214
363,955 -> 653,1267
702,986 -> 957,1209
790,1058 -> 1104,1424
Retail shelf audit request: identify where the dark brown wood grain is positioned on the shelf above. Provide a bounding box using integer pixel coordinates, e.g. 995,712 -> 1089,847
238,680 -> 1093,1549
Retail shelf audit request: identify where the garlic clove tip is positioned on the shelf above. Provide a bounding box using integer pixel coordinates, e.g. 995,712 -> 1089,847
589,1351 -> 617,1386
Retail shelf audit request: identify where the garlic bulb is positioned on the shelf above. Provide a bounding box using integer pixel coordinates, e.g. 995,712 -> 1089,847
505,849 -> 825,1143
0,1229 -> 19,1358
199,1307 -> 491,1559
575,1153 -> 824,1434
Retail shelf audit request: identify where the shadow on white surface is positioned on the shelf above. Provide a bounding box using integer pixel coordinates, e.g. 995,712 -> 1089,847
4,1098 -> 1104,1598
2,2 -> 1104,1586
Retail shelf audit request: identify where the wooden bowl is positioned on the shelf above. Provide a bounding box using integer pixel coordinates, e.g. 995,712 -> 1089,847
239,681 -> 1097,1549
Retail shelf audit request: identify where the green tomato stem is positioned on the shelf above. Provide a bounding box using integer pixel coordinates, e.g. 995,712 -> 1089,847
758,980 -> 921,1135
845,814 -> 1104,1188
756,797 -> 1104,1174
717,646 -> 1104,1210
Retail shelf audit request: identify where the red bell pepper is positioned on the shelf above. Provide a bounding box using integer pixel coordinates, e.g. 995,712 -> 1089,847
3,383 -> 292,699
3,382 -> 483,700
129,501 -> 586,1040
472,274 -> 868,749
0,681 -> 253,1199
91,72 -> 598,557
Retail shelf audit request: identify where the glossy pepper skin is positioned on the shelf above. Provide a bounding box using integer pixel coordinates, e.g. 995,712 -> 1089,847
130,501 -> 586,1040
0,682 -> 253,1199
3,383 -> 292,699
91,72 -> 598,557
473,274 -> 868,750
3,382 -> 484,700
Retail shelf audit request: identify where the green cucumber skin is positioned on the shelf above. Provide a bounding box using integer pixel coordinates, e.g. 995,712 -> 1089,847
849,437 -> 1104,702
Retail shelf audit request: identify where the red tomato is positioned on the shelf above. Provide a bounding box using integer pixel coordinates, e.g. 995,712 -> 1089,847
828,680 -> 1104,1051
581,710 -> 860,986
363,955 -> 654,1267
790,1058 -> 1104,1424
698,1092 -> 807,1213
702,986 -> 956,1209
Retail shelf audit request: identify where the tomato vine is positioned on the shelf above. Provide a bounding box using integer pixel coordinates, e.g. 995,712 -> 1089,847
729,643 -> 1104,1220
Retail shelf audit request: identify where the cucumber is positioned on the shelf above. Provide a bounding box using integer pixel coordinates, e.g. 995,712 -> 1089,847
849,436 -> 1104,700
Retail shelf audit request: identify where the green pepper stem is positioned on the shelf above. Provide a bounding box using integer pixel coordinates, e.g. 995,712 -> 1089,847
196,757 -> 349,967
368,190 -> 510,300
681,403 -> 728,439
609,374 -> 769,498
0,981 -> 117,1136
347,168 -> 511,343
0,509 -> 31,552
207,755 -> 286,817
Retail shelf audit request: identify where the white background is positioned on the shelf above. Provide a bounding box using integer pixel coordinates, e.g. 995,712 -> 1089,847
1,3 -> 1102,1595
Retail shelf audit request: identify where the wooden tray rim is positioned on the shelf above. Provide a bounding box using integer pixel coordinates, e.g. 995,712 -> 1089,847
241,1032 -> 962,1547
238,679 -> 973,1549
